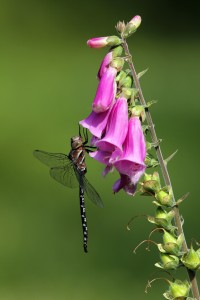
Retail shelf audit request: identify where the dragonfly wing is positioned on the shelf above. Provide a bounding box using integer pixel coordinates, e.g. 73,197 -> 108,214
33,150 -> 70,167
50,165 -> 78,189
83,176 -> 104,208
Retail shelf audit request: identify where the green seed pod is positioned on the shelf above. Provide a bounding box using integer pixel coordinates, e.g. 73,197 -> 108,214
155,186 -> 173,207
181,246 -> 200,270
155,253 -> 179,270
141,172 -> 161,194
158,231 -> 184,256
168,280 -> 190,299
148,207 -> 176,232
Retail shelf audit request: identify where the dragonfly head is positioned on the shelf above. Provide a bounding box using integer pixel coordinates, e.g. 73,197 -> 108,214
71,136 -> 83,149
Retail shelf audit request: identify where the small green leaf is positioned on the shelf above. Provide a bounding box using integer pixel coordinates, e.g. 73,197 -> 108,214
137,68 -> 148,79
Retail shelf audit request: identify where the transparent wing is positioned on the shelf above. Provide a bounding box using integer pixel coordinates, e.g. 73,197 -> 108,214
83,176 -> 104,208
33,150 -> 70,167
50,165 -> 78,189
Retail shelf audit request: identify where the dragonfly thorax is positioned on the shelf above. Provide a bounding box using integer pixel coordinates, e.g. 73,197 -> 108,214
69,136 -> 86,173
71,136 -> 83,149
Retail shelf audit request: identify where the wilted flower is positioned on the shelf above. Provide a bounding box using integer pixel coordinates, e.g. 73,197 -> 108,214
92,66 -> 117,113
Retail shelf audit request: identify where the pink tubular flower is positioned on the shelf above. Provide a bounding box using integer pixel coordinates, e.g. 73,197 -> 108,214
113,116 -> 146,185
87,37 -> 108,48
97,51 -> 113,80
87,36 -> 121,49
92,66 -> 117,113
113,174 -> 137,195
79,107 -> 111,139
95,97 -> 128,152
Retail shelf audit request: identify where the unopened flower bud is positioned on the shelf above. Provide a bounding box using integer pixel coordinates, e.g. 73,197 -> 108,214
168,280 -> 190,298
156,253 -> 179,270
123,15 -> 142,38
155,186 -> 173,207
112,45 -> 123,57
87,36 -> 121,48
118,75 -> 132,88
181,246 -> 200,270
120,87 -> 133,99
110,57 -> 124,71
116,70 -> 126,82
131,105 -> 146,121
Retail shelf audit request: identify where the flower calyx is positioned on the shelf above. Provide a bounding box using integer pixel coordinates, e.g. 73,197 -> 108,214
155,253 -> 180,270
140,171 -> 161,195
148,207 -> 176,232
154,186 -> 173,207
163,280 -> 191,300
180,245 -> 200,271
157,230 -> 184,256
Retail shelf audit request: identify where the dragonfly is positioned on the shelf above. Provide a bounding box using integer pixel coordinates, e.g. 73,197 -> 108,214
33,129 -> 103,253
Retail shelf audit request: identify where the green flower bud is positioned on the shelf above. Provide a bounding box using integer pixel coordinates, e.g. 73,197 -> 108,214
120,87 -> 133,99
155,253 -> 179,270
155,186 -> 173,207
169,280 -> 190,298
145,155 -> 159,168
116,70 -> 126,82
131,105 -> 146,121
123,15 -> 142,38
110,57 -> 124,71
181,246 -> 200,270
112,45 -> 123,57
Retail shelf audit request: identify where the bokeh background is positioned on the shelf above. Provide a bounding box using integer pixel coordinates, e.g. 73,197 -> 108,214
0,0 -> 199,299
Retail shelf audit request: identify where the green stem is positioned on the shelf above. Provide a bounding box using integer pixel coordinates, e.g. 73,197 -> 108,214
122,38 -> 199,300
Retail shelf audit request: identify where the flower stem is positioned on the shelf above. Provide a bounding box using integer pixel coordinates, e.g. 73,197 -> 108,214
122,38 -> 199,300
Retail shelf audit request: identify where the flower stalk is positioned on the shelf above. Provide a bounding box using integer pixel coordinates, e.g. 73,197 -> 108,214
121,37 -> 199,300
82,15 -> 199,300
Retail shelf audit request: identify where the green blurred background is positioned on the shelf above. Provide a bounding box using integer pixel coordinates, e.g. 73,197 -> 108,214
0,0 -> 199,299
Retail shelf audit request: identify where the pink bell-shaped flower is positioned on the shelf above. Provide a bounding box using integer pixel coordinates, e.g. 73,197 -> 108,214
95,97 -> 128,152
92,66 -> 117,113
97,51 -> 113,80
113,174 -> 137,195
113,116 -> 146,184
87,36 -> 121,48
79,107 -> 112,139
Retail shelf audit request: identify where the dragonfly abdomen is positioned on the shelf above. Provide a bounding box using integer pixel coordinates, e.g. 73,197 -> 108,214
79,185 -> 88,253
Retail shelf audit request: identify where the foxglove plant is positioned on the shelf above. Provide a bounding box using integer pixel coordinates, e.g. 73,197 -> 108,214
80,15 -> 200,300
